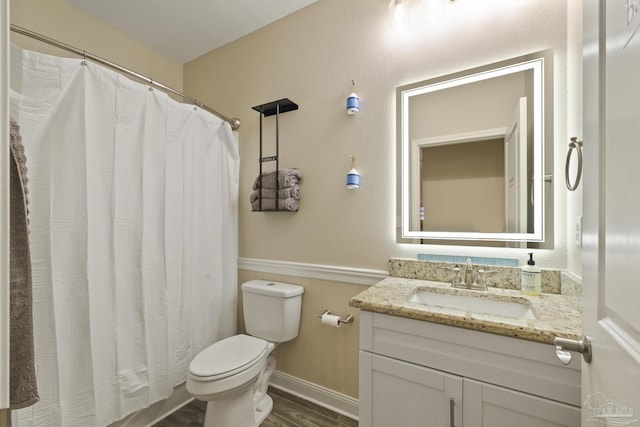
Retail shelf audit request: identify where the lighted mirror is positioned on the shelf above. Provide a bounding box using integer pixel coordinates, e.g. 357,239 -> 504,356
398,51 -> 552,245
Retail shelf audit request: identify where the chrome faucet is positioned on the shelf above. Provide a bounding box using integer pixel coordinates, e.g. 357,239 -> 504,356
447,259 -> 494,291
464,258 -> 474,286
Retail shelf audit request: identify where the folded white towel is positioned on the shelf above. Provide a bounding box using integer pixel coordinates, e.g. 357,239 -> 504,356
252,168 -> 303,190
251,197 -> 299,212
249,186 -> 301,203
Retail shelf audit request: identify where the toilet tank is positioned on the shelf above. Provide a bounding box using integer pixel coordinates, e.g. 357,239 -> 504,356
241,280 -> 304,343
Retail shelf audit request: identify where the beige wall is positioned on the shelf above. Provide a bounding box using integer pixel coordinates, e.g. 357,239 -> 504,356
409,71 -> 529,139
5,0 -> 583,406
185,0 -> 575,271
238,269 -> 367,398
10,0 -> 183,91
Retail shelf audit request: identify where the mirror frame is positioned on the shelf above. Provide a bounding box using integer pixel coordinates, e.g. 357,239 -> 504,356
398,53 -> 547,243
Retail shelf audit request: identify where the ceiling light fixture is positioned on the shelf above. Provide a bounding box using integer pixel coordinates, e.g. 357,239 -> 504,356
389,0 -> 409,25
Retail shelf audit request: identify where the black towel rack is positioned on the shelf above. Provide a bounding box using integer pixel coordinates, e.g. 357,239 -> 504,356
251,98 -> 298,211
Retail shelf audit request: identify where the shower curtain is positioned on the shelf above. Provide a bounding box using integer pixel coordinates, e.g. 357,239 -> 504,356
9,46 -> 239,426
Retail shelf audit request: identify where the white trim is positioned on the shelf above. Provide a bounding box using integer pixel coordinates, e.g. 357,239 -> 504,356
1,0 -> 11,411
238,257 -> 387,286
412,127 -> 508,148
110,371 -> 360,425
599,317 -> 640,366
270,370 -> 359,421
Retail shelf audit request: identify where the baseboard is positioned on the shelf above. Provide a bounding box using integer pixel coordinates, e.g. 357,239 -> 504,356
238,257 -> 387,286
109,371 -> 360,425
269,370 -> 359,421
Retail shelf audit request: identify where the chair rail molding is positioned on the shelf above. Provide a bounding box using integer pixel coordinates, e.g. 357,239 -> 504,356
238,258 -> 388,286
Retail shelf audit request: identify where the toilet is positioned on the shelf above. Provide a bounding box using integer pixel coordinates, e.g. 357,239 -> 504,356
186,279 -> 304,427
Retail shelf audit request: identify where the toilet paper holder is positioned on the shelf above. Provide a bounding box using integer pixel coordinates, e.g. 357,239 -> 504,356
319,309 -> 354,326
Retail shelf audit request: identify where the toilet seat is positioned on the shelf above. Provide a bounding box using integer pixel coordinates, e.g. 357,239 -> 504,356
189,334 -> 269,382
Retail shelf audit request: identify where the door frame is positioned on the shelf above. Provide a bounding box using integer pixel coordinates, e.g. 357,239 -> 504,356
410,127 -> 507,231
504,97 -> 528,237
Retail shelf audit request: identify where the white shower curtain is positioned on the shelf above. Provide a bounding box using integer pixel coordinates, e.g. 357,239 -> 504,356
9,46 -> 239,426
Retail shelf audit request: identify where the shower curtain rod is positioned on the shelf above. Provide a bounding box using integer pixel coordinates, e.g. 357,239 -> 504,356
10,24 -> 241,130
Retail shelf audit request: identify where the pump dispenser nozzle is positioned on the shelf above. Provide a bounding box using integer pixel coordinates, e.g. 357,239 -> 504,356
527,252 -> 536,266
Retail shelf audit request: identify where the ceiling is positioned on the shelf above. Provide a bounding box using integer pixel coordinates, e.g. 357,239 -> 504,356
62,0 -> 318,64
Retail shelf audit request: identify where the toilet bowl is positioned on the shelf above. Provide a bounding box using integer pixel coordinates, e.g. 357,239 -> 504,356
187,334 -> 275,427
186,280 -> 304,427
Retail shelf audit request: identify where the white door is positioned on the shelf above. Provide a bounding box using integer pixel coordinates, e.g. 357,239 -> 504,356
582,2 -> 640,426
505,97 -> 527,237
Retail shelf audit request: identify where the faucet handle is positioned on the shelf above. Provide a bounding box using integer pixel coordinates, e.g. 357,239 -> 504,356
476,269 -> 497,289
444,264 -> 463,285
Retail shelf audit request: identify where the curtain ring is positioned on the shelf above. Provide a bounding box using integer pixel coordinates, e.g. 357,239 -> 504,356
565,137 -> 583,191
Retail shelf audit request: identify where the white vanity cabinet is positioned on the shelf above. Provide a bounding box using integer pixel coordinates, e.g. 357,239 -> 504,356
358,311 -> 581,427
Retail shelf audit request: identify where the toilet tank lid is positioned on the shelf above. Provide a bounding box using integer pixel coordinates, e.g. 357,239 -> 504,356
241,280 -> 304,297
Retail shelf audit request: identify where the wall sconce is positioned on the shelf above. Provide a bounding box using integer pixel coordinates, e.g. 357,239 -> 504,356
347,155 -> 360,189
346,80 -> 360,115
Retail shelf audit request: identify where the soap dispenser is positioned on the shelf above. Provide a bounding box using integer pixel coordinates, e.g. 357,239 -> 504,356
521,252 -> 541,296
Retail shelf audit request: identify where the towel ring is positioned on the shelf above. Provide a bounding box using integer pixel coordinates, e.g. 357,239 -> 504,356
565,137 -> 583,191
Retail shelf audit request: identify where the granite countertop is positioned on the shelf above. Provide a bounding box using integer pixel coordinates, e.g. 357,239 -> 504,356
349,277 -> 582,345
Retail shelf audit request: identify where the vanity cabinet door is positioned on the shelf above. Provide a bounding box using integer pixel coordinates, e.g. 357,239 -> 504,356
462,379 -> 580,427
359,351 -> 463,427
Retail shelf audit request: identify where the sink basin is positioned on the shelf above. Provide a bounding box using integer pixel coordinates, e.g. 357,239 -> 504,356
409,289 -> 537,320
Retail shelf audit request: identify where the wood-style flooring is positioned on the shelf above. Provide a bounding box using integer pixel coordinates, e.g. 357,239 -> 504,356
152,387 -> 358,427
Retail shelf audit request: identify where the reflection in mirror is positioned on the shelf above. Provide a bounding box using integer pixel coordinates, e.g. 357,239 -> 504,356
398,52 -> 551,245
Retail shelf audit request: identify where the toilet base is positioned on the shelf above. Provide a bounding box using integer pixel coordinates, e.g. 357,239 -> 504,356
202,389 -> 273,427
254,393 -> 273,426
202,385 -> 254,427
201,354 -> 277,427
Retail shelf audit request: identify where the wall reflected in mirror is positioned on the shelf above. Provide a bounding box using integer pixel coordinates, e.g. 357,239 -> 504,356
398,51 -> 553,246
